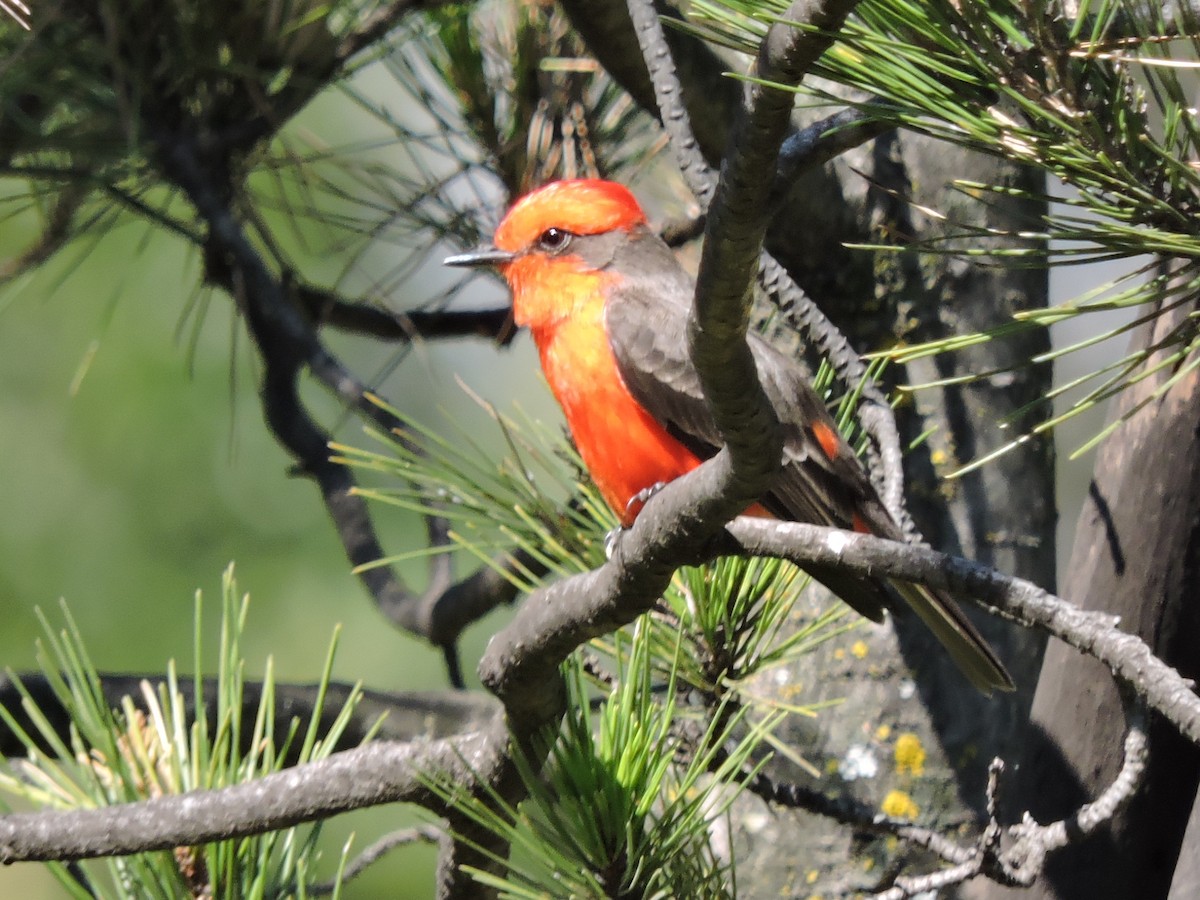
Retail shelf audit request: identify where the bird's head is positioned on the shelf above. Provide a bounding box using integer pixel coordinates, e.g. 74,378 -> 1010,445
445,179 -> 648,331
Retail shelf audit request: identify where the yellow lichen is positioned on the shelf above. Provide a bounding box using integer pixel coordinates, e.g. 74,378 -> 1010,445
894,732 -> 926,776
875,724 -> 892,741
881,789 -> 919,820
850,639 -> 869,659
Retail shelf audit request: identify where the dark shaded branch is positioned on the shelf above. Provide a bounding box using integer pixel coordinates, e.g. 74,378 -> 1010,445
155,132 -> 524,687
742,767 -> 976,865
674,710 -> 977,864
296,282 -> 513,345
421,547 -> 546,646
772,106 -> 892,198
310,824 -> 442,896
0,673 -> 499,762
624,0 -> 717,204
157,129 -> 547,892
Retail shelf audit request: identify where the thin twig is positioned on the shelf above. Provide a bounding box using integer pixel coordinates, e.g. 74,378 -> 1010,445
0,674 -> 500,761
309,824 -> 442,895
869,698 -> 1148,897
296,283 -> 513,344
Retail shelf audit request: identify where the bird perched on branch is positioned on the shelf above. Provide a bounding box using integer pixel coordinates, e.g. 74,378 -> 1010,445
446,179 -> 1012,694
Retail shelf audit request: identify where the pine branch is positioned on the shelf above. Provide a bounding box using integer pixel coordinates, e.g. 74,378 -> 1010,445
150,129 -> 531,688
0,512 -> 1172,895
0,725 -> 506,864
870,701 -> 1147,896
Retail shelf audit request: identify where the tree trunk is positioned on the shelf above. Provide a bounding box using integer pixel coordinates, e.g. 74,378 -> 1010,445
975,273 -> 1200,900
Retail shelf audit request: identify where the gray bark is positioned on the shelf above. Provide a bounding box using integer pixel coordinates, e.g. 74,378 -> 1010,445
976,274 -> 1200,900
731,136 -> 1054,894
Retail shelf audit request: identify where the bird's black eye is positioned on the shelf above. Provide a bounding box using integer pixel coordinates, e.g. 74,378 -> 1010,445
537,227 -> 571,252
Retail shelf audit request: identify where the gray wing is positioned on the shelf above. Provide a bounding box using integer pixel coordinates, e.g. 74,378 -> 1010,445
603,268 -> 894,621
603,274 -> 889,536
602,250 -> 1013,690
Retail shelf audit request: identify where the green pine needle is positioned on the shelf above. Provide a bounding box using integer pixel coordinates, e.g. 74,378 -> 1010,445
0,565 -> 364,898
684,0 -> 1200,467
427,635 -> 777,898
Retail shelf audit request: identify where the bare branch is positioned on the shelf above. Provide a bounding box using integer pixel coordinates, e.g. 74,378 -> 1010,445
741,767 -> 978,866
624,0 -> 716,204
772,106 -> 892,196
0,722 -> 506,864
295,282 -> 513,345
870,701 -> 1148,898
724,518 -> 1200,743
150,131 -> 527,686
675,708 -> 978,865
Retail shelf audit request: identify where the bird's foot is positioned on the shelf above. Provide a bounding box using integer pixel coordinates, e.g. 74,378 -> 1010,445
603,526 -> 624,560
606,483 -> 668,560
625,481 -> 667,518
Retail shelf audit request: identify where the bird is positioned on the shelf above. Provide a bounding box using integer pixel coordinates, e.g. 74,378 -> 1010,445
445,178 -> 1012,693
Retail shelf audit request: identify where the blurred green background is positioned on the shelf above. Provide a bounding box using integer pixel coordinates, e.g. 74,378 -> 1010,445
0,108 -> 553,900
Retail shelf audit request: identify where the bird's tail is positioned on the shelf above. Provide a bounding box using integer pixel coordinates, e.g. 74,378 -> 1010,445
891,580 -> 1014,694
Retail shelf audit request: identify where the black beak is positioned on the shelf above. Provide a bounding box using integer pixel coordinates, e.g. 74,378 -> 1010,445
443,246 -> 517,268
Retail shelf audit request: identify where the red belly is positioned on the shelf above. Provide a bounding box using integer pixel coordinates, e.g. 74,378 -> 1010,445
538,317 -> 768,526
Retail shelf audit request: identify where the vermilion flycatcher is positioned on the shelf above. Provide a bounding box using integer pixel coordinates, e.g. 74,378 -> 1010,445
446,179 -> 1012,693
